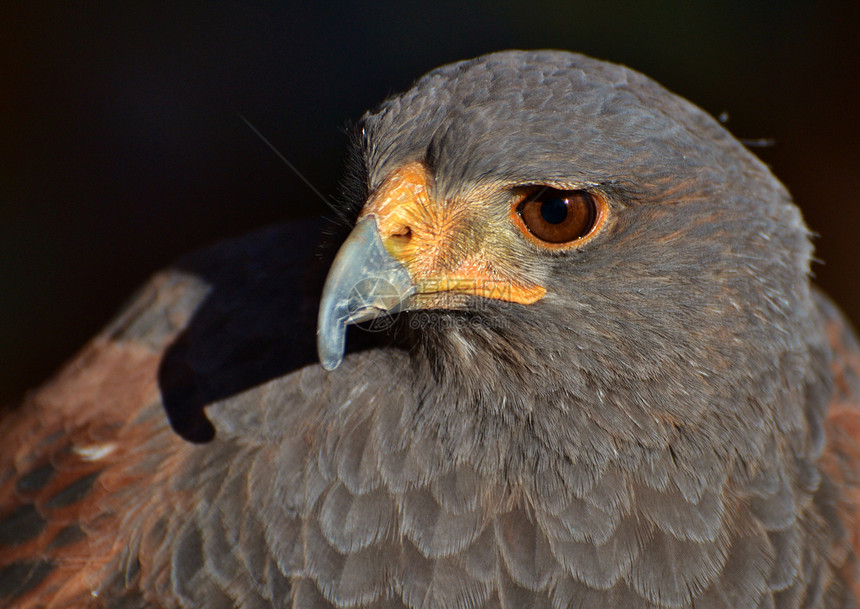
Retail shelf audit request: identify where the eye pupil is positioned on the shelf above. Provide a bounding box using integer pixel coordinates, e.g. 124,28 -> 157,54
540,198 -> 568,224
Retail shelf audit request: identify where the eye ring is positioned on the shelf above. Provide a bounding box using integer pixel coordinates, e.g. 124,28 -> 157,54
511,187 -> 608,248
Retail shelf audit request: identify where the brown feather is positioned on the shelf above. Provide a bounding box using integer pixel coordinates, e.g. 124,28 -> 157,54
817,290 -> 860,600
0,273 -> 196,607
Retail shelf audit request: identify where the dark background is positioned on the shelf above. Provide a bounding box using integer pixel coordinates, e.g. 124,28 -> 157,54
1,2 -> 858,405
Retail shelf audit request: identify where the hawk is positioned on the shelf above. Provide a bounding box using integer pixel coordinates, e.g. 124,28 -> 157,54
2,50 -> 860,609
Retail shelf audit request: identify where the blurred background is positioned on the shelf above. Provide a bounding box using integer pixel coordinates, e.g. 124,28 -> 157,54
1,1 -> 858,404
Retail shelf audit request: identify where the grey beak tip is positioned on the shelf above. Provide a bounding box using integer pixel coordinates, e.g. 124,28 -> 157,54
317,302 -> 347,371
320,356 -> 342,371
317,328 -> 344,371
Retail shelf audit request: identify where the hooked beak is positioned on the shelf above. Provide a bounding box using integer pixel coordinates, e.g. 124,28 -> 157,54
317,216 -> 416,370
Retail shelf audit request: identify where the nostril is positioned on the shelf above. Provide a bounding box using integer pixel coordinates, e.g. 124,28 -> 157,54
391,226 -> 412,240
382,224 -> 412,257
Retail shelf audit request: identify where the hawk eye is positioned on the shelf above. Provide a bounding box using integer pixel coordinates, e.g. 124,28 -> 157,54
515,188 -> 600,244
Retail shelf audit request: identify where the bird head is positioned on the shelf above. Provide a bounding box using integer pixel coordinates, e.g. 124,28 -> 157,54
317,50 -> 824,475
